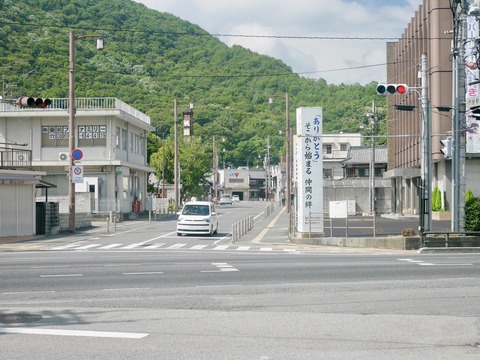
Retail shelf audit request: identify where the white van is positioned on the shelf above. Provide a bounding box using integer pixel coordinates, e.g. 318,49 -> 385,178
176,201 -> 218,236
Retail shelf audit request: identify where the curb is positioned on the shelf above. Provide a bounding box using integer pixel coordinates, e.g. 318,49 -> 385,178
418,247 -> 480,253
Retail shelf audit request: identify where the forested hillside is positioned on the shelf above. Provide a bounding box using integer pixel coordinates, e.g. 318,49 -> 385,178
1,0 -> 386,169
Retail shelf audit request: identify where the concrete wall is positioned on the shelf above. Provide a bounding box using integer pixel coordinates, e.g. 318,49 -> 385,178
323,186 -> 391,214
37,193 -> 92,230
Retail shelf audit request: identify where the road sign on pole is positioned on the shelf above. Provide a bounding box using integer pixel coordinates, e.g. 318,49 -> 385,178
72,164 -> 83,183
72,148 -> 83,161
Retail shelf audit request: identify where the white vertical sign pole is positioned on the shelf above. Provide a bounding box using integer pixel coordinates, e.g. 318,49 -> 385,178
296,107 -> 324,234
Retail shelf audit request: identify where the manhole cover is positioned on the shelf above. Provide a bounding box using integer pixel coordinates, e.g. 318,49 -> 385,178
0,313 -> 43,324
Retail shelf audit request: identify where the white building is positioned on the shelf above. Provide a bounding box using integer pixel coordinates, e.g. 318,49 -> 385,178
0,97 -> 154,233
322,133 -> 364,179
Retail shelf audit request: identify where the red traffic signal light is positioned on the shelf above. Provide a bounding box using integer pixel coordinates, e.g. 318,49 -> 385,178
376,84 -> 409,95
17,96 -> 52,108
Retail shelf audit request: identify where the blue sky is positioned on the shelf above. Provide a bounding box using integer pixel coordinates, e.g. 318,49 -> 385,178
137,0 -> 424,84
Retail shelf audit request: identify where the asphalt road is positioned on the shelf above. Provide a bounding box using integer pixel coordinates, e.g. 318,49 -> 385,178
1,248 -> 480,359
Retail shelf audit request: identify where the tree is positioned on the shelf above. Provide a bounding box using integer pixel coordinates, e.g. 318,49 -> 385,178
178,137 -> 211,199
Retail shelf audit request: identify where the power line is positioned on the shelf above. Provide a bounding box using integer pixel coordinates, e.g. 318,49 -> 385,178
1,20 -> 452,42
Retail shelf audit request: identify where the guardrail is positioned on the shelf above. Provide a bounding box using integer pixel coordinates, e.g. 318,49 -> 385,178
301,211 -> 377,238
421,231 -> 480,247
231,202 -> 276,243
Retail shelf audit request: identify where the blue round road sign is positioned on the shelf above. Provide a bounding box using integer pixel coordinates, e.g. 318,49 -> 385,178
72,149 -> 83,161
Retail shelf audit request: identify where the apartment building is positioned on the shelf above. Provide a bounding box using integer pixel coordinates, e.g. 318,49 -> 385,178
0,97 -> 154,233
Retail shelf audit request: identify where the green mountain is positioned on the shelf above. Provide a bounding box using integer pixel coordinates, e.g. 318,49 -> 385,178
0,0 -> 386,167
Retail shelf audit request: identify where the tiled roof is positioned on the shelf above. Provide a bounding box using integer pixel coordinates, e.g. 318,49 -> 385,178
342,146 -> 387,165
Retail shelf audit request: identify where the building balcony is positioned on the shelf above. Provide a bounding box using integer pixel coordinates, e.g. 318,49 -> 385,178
0,148 -> 32,169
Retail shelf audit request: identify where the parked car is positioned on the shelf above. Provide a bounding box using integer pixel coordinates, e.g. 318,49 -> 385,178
232,195 -> 240,202
176,201 -> 218,236
219,194 -> 232,205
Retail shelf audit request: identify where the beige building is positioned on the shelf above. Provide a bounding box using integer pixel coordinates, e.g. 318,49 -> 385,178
384,0 -> 454,216
0,97 -> 154,233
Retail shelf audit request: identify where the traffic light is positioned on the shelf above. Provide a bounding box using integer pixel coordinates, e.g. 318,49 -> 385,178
440,139 -> 452,158
376,84 -> 409,95
182,107 -> 194,136
16,96 -> 52,108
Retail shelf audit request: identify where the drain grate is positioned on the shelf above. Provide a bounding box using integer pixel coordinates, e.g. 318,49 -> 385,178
0,313 -> 43,324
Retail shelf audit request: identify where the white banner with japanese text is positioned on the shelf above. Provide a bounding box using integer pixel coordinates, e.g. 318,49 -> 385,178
296,107 -> 324,234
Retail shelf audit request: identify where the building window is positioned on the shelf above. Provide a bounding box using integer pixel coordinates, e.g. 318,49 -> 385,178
340,143 -> 348,151
41,126 -> 69,147
323,144 -> 332,154
77,125 -> 107,147
323,168 -> 333,179
116,127 -> 121,148
121,129 -> 127,150
354,168 -> 368,177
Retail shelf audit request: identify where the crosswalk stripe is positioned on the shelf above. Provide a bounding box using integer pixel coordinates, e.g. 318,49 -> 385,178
166,244 -> 186,249
259,247 -> 273,251
190,244 -> 208,250
75,244 -> 101,250
236,246 -> 251,251
143,243 -> 165,249
120,243 -> 143,249
51,244 -> 79,250
213,245 -> 229,250
99,244 -> 122,249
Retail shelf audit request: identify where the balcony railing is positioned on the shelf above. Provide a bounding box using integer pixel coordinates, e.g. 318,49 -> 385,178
0,148 -> 32,169
0,97 -> 150,125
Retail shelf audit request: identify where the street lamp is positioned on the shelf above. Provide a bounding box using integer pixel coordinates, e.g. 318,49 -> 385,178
268,93 -> 290,211
68,31 -> 103,232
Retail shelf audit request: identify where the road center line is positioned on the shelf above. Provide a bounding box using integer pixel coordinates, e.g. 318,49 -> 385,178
40,274 -> 83,278
122,272 -> 164,275
0,327 -> 148,339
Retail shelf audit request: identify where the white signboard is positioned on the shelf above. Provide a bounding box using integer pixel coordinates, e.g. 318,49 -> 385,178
466,15 -> 480,154
329,201 -> 348,219
296,107 -> 324,234
72,165 -> 84,184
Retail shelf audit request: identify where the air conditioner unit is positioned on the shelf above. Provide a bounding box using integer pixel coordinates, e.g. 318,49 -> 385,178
17,153 -> 29,161
59,152 -> 69,161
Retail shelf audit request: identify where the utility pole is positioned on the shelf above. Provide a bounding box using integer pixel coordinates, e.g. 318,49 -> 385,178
368,100 -> 376,215
452,3 -> 468,231
174,98 -> 179,211
213,135 -> 218,204
420,53 -> 432,234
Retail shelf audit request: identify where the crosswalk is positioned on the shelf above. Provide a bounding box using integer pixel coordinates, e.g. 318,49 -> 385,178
47,242 -> 302,253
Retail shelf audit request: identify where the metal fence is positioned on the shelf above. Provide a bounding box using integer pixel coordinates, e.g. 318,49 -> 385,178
0,97 -> 151,125
0,148 -> 32,169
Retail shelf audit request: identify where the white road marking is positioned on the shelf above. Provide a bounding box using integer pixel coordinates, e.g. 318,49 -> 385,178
122,272 -> 164,275
75,244 -> 101,250
0,327 -> 148,339
236,246 -> 251,251
143,243 -> 165,249
3,291 -> 55,295
103,287 -> 150,291
398,258 -> 472,266
259,247 -> 273,251
213,245 -> 229,250
98,244 -> 123,249
190,244 -> 208,250
50,244 -> 79,250
166,243 -> 186,249
40,274 -> 83,278
120,243 -> 143,249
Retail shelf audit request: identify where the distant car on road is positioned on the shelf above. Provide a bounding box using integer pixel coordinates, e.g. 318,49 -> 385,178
232,195 -> 240,202
176,201 -> 218,236
219,194 -> 232,205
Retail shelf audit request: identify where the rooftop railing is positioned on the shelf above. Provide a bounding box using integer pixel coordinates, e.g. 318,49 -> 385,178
0,97 -> 150,125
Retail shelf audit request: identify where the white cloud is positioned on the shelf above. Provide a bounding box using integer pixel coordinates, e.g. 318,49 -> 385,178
136,0 -> 423,84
